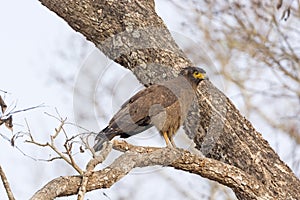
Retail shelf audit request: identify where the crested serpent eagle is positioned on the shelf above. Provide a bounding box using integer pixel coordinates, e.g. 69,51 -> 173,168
93,67 -> 206,151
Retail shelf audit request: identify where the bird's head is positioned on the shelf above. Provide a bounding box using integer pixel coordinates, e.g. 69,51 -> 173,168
179,67 -> 207,88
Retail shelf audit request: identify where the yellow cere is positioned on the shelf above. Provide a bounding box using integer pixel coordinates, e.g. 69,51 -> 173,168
193,72 -> 206,79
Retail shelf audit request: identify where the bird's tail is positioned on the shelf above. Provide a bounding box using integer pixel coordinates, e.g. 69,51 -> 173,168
93,126 -> 117,152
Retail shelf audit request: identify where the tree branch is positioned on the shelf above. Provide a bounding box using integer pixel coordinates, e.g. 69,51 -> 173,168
77,142 -> 113,200
31,141 -> 272,200
0,165 -> 15,200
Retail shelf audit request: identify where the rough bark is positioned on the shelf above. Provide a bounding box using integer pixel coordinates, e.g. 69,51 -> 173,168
36,0 -> 300,199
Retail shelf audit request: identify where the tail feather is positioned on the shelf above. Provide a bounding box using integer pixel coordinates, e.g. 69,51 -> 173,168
93,127 -> 117,152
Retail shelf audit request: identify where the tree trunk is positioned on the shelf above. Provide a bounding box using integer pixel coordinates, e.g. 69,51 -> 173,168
36,0 -> 300,199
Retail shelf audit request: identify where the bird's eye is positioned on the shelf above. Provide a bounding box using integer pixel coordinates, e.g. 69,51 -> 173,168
193,72 -> 199,76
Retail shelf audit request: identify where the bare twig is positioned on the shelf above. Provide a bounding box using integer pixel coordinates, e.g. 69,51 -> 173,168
0,165 -> 15,200
25,117 -> 83,174
0,89 -> 9,94
7,103 -> 45,115
77,142 -> 112,200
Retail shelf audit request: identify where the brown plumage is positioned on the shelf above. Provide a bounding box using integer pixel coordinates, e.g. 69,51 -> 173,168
93,67 -> 206,151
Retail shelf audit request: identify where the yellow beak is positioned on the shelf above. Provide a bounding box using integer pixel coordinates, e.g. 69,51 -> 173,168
194,72 -> 206,80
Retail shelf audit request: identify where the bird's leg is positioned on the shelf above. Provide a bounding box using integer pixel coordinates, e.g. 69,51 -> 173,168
163,132 -> 173,148
170,137 -> 177,148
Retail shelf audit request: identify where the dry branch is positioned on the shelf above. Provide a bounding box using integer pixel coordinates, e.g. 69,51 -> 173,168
31,141 -> 272,200
0,165 -> 15,200
25,118 -> 83,174
77,142 -> 112,200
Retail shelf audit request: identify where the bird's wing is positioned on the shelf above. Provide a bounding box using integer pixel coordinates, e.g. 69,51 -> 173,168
126,85 -> 178,119
108,85 -> 178,137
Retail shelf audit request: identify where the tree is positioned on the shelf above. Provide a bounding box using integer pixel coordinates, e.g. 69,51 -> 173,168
1,0 -> 299,199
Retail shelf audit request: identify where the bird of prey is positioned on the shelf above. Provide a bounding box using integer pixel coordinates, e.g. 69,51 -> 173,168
93,67 -> 206,151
